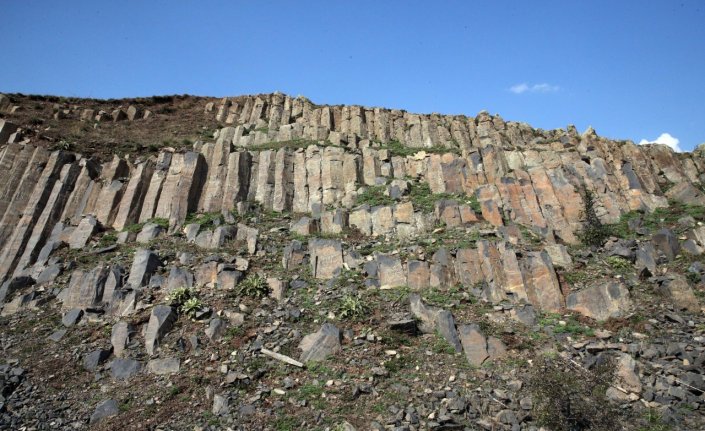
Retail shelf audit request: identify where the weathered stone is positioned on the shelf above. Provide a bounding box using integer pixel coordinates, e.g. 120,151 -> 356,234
235,223 -> 258,254
652,228 -> 680,261
291,217 -> 318,236
0,275 -> 34,304
145,305 -> 176,355
615,353 -> 642,394
309,239 -> 343,279
63,266 -> 110,310
665,182 -> 705,206
136,222 -> 163,243
458,324 -> 489,367
90,399 -> 120,424
147,357 -> 180,375
376,254 -> 406,289
544,244 -> 572,269
84,348 -> 112,371
566,281 -> 631,320
166,266 -> 194,292
111,321 -> 135,358
656,275 -> 700,312
68,215 -> 99,249
267,277 -> 287,301
212,394 -> 229,416
407,260 -> 430,290
110,358 -> 142,380
299,323 -> 341,362
126,249 -> 161,288
62,308 -> 84,327
205,317 -> 226,341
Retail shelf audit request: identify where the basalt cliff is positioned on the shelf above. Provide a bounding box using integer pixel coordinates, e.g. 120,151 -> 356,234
0,93 -> 703,430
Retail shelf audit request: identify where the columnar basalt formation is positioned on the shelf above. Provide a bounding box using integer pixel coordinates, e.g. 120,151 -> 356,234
0,93 -> 702,307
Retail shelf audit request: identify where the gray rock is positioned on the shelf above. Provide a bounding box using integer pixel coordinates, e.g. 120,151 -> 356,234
665,182 -> 705,206
62,308 -> 84,327
0,275 -> 35,304
47,329 -> 67,342
299,323 -> 342,362
126,248 -> 161,288
657,275 -> 700,312
409,294 -> 461,351
110,358 -> 142,380
84,348 -> 112,371
147,357 -> 180,375
165,266 -> 194,292
36,263 -> 62,286
309,239 -> 343,279
212,394 -> 229,415
136,222 -> 163,243
145,305 -> 176,355
111,321 -> 135,358
458,324 -> 489,366
566,281 -> 632,321
205,317 -> 226,342
69,215 -> 100,249
652,228 -> 680,261
90,399 -> 120,424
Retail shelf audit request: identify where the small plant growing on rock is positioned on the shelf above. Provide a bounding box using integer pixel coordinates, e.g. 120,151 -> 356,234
577,185 -> 612,247
167,287 -> 204,318
606,255 -> 631,272
167,287 -> 195,305
180,297 -> 204,318
238,274 -> 269,298
338,294 -> 368,320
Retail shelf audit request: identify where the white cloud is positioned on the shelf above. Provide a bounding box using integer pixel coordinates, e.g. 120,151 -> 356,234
638,133 -> 682,152
509,82 -> 560,94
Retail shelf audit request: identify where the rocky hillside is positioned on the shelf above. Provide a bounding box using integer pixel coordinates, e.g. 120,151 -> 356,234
0,92 -> 704,430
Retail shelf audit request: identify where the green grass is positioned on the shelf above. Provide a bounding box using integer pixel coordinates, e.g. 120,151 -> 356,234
378,140 -> 460,157
355,185 -> 395,207
538,312 -> 595,336
123,217 -> 170,233
247,139 -> 335,152
338,294 -> 369,320
408,182 -> 481,214
611,201 -> 705,238
237,274 -> 270,298
184,211 -> 222,228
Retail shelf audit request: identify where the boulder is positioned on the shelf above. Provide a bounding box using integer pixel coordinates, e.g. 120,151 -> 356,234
0,275 -> 35,304
68,215 -> 99,249
147,357 -> 180,375
309,239 -> 343,279
136,222 -> 163,243
566,281 -> 632,321
652,228 -> 680,261
126,249 -> 161,288
299,323 -> 341,362
90,399 -> 120,424
205,317 -> 226,341
656,275 -> 700,312
62,308 -> 84,327
111,321 -> 135,358
84,348 -> 112,371
110,358 -> 142,380
145,305 -> 176,355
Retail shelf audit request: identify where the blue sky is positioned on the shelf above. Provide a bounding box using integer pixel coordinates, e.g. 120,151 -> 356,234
3,1 -> 704,151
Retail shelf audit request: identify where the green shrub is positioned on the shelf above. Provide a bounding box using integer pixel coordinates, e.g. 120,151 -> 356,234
606,255 -> 631,272
238,274 -> 270,298
577,186 -> 611,247
528,355 -> 622,430
356,185 -> 395,207
338,294 -> 368,319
